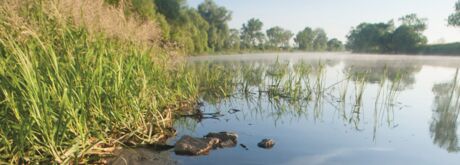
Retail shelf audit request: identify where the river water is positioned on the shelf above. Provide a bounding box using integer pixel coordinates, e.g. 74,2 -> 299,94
116,53 -> 460,165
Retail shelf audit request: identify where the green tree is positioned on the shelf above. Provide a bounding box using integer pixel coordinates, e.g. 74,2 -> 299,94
168,8 -> 210,54
388,14 -> 427,53
448,0 -> 460,26
399,13 -> 427,32
346,21 -> 394,53
154,0 -> 186,22
327,38 -> 344,51
294,27 -> 315,51
313,28 -> 328,51
225,29 -> 241,51
241,18 -> 265,49
152,0 -> 211,54
266,26 -> 293,49
198,0 -> 232,51
389,25 -> 427,53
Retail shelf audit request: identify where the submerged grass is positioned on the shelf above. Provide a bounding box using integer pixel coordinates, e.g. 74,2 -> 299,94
185,60 -> 407,133
0,0 -> 198,163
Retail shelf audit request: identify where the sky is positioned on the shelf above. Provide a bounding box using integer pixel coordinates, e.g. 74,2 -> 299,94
188,0 -> 460,44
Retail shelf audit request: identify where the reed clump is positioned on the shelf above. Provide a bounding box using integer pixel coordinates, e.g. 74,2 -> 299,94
0,0 -> 197,163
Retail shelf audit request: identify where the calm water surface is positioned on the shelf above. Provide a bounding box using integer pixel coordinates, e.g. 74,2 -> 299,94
136,53 -> 460,165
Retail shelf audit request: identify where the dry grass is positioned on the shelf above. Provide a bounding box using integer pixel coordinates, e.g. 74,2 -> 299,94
0,0 -> 195,163
54,0 -> 161,44
1,0 -> 161,45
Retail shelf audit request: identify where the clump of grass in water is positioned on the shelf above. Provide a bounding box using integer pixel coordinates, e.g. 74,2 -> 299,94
0,1 -> 199,164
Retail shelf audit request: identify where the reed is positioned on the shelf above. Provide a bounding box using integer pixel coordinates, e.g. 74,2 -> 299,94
0,0 -> 198,163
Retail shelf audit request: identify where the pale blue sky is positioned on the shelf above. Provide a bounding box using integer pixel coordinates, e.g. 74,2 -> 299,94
188,0 -> 460,44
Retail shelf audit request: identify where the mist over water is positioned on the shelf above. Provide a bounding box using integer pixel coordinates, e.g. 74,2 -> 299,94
169,53 -> 460,165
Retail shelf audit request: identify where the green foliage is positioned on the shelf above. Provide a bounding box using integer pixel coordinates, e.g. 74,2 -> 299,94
399,13 -> 427,31
313,28 -> 328,51
266,26 -> 293,49
169,8 -> 210,54
241,18 -> 265,49
346,22 -> 394,53
225,29 -> 241,51
346,14 -> 428,54
327,38 -> 344,51
294,27 -> 315,51
154,0 -> 186,22
0,1 -> 200,163
389,25 -> 427,53
295,27 -> 329,51
448,0 -> 460,26
198,0 -> 232,52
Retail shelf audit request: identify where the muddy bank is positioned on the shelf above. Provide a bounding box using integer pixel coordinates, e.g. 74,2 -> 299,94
109,146 -> 177,165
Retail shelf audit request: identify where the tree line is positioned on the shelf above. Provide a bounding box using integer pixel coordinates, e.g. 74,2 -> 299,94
346,0 -> 460,55
107,0 -> 460,55
105,0 -> 344,54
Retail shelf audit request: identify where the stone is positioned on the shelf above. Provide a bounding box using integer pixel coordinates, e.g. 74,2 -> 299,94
257,139 -> 275,149
204,132 -> 238,148
174,135 -> 220,155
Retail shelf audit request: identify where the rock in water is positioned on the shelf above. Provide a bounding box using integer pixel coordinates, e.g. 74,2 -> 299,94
174,135 -> 220,155
257,139 -> 275,149
204,132 -> 238,148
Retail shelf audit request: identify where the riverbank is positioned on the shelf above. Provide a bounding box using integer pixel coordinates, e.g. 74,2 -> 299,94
0,1 -> 201,164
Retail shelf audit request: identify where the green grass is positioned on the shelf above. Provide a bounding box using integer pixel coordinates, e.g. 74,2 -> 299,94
0,1 -> 199,163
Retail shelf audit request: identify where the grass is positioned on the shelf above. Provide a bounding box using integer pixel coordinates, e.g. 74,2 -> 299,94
0,0 -> 198,163
0,1 -> 413,163
183,60 -> 406,132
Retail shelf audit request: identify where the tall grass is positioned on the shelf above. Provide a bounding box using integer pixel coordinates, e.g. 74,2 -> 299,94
0,0 -> 198,163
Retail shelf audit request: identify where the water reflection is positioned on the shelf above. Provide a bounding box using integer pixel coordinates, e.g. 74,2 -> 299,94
183,59 -> 417,135
168,55 -> 460,164
344,60 -> 422,90
430,69 -> 460,152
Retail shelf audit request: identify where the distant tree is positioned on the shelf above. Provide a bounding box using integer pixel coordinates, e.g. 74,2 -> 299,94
266,26 -> 293,49
294,27 -> 315,51
169,8 -> 210,54
399,13 -> 427,32
448,0 -> 460,26
389,25 -> 427,53
198,0 -> 232,51
389,14 -> 427,53
225,29 -> 241,51
345,21 -> 394,53
154,0 -> 186,22
241,18 -> 265,49
327,38 -> 344,51
346,14 -> 427,54
313,28 -> 328,51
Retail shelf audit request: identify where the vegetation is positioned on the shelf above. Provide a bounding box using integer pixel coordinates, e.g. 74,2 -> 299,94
420,42 -> 460,55
0,0 -> 201,163
1,0 -> 459,163
103,0 -> 344,54
448,0 -> 460,27
266,26 -> 293,50
346,14 -> 428,54
345,0 -> 460,55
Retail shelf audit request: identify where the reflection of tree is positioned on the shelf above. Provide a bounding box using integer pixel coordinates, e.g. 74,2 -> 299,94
185,60 -> 401,130
344,61 -> 422,90
430,70 -> 460,152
